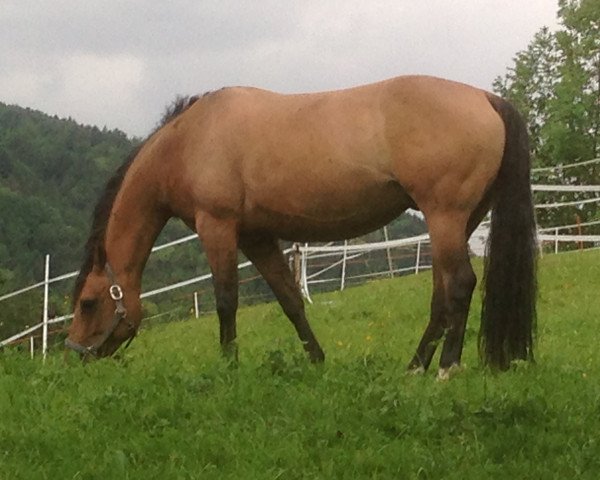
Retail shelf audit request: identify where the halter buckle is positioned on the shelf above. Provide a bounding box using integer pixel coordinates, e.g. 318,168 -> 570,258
109,284 -> 124,301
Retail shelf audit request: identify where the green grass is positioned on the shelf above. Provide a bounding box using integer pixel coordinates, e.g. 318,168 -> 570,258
1,249 -> 599,479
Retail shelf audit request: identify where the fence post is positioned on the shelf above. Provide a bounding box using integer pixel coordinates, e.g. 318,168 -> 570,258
30,336 -> 35,359
292,243 -> 302,290
415,240 -> 421,274
554,227 -> 559,254
576,214 -> 583,250
301,243 -> 313,304
193,292 -> 200,319
42,254 -> 50,362
383,226 -> 394,278
340,240 -> 348,291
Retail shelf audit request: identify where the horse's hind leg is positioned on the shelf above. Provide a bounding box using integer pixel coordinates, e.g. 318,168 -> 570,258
407,269 -> 446,373
196,213 -> 240,360
240,234 -> 325,363
408,215 -> 476,378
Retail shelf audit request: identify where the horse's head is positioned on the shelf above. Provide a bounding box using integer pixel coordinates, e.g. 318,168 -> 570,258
66,261 -> 140,359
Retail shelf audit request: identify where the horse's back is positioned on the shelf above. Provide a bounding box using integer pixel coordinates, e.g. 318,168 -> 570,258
198,75 -> 504,182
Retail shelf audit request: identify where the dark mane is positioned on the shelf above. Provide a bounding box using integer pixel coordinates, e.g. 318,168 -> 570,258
158,95 -> 200,131
72,95 -> 200,303
72,146 -> 141,303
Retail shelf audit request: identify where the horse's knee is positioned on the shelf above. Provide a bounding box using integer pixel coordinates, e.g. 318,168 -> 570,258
216,293 -> 237,317
215,277 -> 238,315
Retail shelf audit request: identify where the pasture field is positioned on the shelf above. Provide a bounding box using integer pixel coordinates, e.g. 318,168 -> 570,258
1,249 -> 599,479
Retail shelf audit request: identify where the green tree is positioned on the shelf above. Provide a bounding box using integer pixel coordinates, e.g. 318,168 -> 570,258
494,0 -> 600,230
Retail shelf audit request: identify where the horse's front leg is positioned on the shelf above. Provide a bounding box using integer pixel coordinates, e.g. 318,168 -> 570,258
240,234 -> 325,363
196,213 -> 240,360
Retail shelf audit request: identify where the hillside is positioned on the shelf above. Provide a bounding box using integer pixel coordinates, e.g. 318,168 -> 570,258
0,103 -> 136,284
1,249 -> 598,479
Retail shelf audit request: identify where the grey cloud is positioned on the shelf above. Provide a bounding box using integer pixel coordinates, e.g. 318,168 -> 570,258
1,0 -> 559,136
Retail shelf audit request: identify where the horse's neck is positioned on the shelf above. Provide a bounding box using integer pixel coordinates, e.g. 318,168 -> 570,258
103,176 -> 168,290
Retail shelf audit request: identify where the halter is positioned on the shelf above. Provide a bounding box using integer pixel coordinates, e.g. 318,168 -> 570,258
64,262 -> 137,357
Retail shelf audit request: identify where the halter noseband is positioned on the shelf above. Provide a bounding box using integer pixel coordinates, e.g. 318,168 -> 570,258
65,262 -> 137,357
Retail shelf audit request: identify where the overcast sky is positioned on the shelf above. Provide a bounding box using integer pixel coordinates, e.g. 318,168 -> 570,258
1,0 -> 559,137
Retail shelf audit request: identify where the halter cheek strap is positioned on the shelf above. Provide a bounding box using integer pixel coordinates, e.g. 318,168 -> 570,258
64,262 -> 137,357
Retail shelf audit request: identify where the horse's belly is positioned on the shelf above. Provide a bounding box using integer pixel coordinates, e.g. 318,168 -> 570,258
242,175 -> 415,242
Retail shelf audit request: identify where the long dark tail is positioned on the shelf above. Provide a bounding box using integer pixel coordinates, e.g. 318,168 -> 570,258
479,94 -> 538,370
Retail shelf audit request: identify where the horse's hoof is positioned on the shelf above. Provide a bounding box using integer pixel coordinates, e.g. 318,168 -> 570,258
406,365 -> 426,376
221,343 -> 239,363
309,349 -> 325,363
436,364 -> 463,381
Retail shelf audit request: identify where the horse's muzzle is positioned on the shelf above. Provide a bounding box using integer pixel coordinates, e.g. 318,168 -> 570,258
64,337 -> 99,358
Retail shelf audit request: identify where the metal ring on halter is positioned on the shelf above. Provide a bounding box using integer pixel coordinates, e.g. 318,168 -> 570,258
109,284 -> 123,301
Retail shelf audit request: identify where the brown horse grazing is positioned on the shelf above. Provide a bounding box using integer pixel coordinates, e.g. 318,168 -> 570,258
65,75 -> 537,375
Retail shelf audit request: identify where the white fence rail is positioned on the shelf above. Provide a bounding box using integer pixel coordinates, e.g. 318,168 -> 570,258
531,157 -> 600,172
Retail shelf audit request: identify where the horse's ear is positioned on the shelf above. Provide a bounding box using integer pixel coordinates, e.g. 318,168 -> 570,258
94,245 -> 107,267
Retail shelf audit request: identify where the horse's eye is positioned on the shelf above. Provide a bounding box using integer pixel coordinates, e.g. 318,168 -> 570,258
80,298 -> 98,313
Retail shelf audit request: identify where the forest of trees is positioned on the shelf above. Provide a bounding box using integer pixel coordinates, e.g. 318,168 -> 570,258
0,104 -> 135,287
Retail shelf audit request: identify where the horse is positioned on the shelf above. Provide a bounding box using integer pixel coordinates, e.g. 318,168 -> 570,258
65,75 -> 537,376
